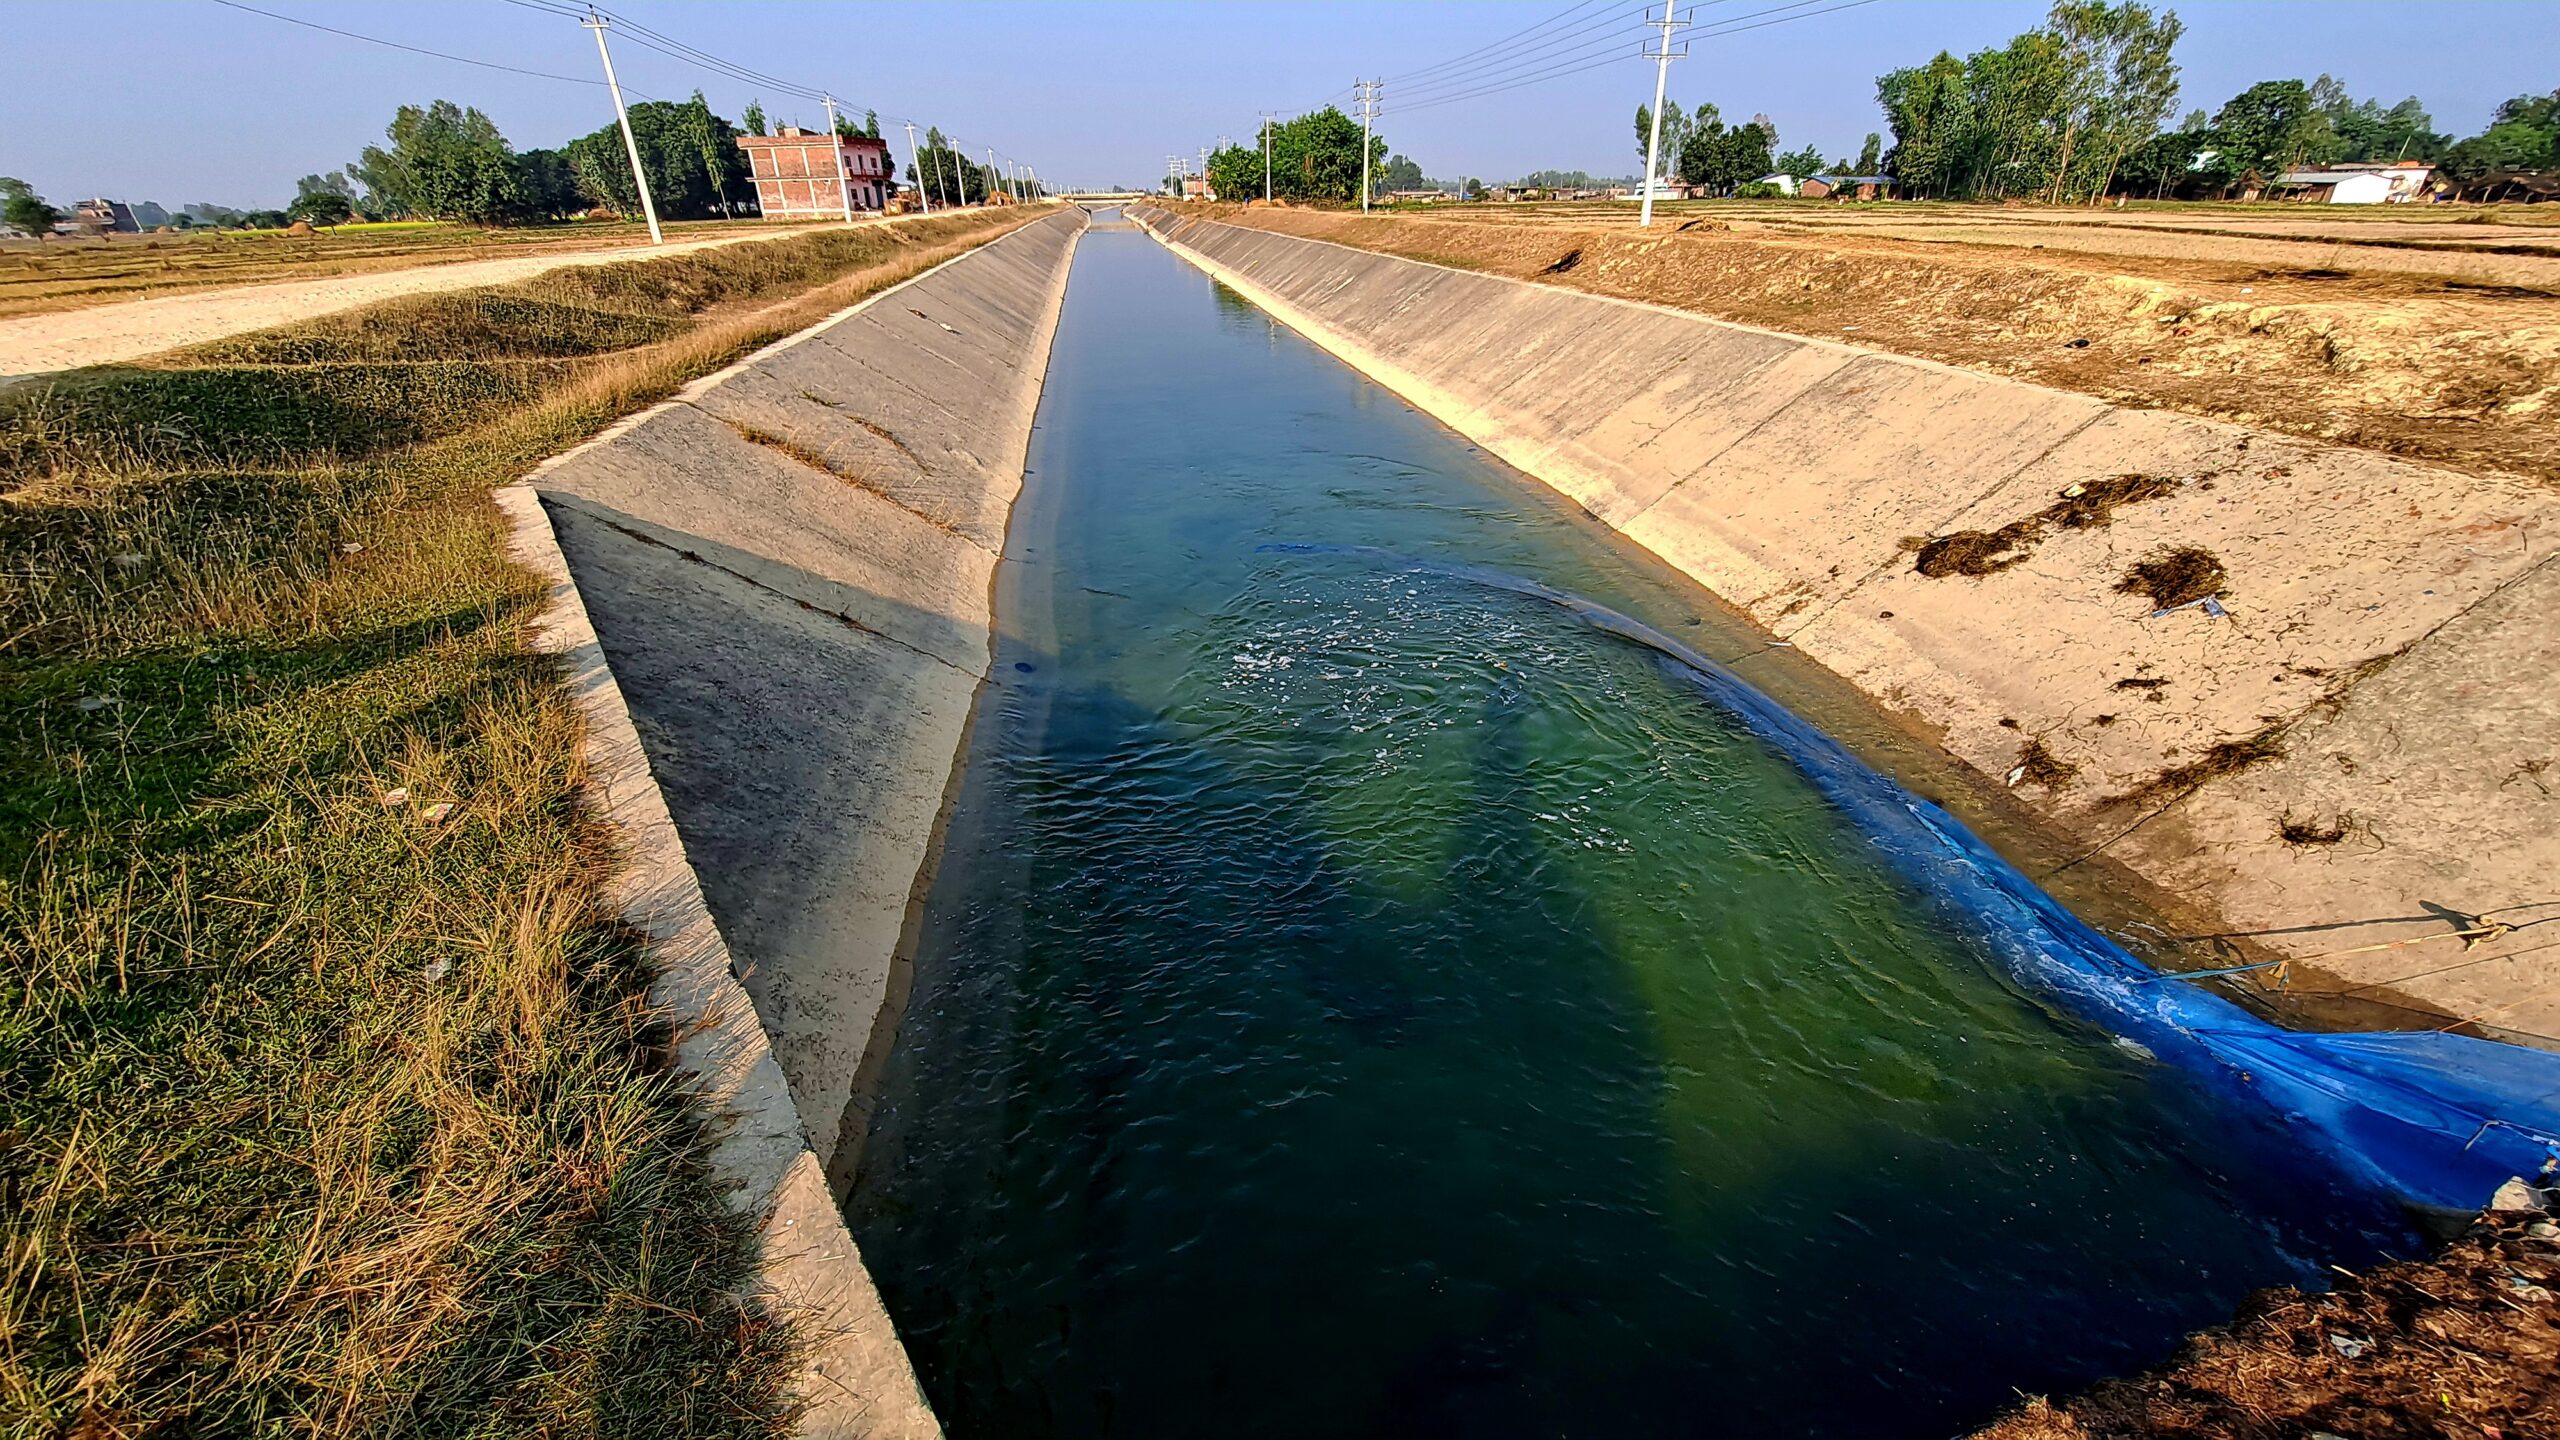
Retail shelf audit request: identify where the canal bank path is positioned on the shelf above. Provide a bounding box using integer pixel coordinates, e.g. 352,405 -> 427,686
0,212 -> 940,380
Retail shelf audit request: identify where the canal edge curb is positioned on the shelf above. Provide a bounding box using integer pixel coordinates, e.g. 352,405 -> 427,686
496,483 -> 942,1439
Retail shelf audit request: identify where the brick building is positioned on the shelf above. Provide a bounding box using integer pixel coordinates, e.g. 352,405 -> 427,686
737,126 -> 894,218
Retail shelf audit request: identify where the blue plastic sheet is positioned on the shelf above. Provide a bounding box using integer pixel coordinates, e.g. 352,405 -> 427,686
1271,544 -> 2560,1213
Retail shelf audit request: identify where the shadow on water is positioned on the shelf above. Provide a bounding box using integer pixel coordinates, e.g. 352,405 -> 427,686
849,225 -> 2413,1440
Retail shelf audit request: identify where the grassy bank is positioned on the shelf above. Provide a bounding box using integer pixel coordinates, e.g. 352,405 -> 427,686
0,206 -> 1039,1435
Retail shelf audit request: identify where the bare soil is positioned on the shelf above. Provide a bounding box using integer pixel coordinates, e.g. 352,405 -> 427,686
1193,201 -> 2560,485
1972,1209 -> 2560,1439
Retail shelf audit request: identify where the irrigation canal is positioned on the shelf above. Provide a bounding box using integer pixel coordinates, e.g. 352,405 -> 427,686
845,216 -> 2409,1438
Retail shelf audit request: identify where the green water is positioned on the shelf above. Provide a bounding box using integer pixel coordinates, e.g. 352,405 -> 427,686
847,223 -> 2396,1439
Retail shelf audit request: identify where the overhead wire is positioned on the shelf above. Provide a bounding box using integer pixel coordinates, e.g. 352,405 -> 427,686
206,0 -> 641,93
1390,12 -> 1659,107
1379,0 -> 1885,117
1385,0 -> 1620,85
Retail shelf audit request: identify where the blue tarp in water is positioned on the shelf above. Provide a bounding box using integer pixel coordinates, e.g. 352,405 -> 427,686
1273,544 -> 2560,1214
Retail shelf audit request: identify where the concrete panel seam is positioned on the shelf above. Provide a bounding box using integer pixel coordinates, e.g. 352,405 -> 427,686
517,210 -> 1071,496
1772,405 -> 2112,643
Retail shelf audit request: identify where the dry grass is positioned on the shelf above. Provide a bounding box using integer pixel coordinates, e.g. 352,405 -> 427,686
0,204 -> 1040,1436
0,218 -> 808,320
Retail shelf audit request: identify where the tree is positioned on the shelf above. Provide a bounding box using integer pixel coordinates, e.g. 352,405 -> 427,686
743,100 -> 767,136
1678,113 -> 1775,193
1877,52 -> 1975,196
1464,177 -> 1485,200
1380,153 -> 1426,191
1855,131 -> 1882,173
863,109 -> 881,139
359,100 -> 527,223
2211,79 -> 2324,189
904,126 -> 996,206
1213,106 -> 1381,206
514,148 -> 582,219
286,191 -> 353,227
2,177 -> 62,236
2042,1 -> 2184,202
2442,91 -> 2560,181
1772,144 -> 1828,179
1636,100 -> 1700,179
566,91 -> 749,221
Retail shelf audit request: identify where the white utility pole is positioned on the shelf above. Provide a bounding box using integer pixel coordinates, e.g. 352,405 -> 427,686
1167,154 -> 1182,198
583,8 -> 662,245
955,142 -> 970,205
1261,111 -> 1277,202
985,148 -> 999,204
1639,1 -> 1688,227
903,122 -> 930,212
1356,79 -> 1380,212
819,94 -> 856,222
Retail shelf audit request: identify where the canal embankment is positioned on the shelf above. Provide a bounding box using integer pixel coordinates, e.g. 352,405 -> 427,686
1128,205 -> 2560,1043
506,204 -> 1085,1437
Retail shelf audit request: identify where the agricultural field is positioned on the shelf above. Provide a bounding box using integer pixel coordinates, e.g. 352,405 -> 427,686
0,216 -> 813,319
1214,196 -> 2560,483
0,205 -> 1039,1434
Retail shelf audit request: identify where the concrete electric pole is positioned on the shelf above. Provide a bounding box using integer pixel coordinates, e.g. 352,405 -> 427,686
1639,1 -> 1688,228
820,94 -> 856,222
903,121 -> 930,213
1356,79 -> 1380,213
1261,111 -> 1277,202
582,8 -> 662,245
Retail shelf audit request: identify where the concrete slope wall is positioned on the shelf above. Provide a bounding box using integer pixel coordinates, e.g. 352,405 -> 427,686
1131,206 -> 2560,1041
505,206 -> 1085,1435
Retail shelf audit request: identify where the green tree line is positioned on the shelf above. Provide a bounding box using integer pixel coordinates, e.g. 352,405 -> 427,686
1201,108 -> 1388,206
1873,0 -> 2558,200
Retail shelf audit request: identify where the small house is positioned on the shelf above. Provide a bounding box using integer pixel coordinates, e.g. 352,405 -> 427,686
2274,161 -> 2436,204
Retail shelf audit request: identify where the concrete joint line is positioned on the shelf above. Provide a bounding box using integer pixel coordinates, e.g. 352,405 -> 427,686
1772,406 -> 2110,643
518,211 -> 1067,494
1613,351 -> 1867,535
540,492 -> 984,676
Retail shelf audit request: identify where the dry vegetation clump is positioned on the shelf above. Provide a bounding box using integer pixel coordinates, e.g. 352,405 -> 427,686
2115,546 -> 2229,609
0,204 -> 1038,1434
1972,1209 -> 2560,1439
1911,473 -> 2192,579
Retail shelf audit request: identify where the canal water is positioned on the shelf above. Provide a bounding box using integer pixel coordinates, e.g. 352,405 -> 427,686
847,220 -> 2405,1439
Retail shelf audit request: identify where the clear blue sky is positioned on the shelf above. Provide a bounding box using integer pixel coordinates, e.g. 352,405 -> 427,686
6,1 -> 2554,206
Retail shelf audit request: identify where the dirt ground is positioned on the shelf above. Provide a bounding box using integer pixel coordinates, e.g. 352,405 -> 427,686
0,216 -> 811,319
1192,199 -> 2560,485
0,217 -> 917,378
1972,1206 -> 2560,1439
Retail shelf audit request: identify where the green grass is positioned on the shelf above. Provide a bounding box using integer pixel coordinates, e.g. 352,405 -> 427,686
0,205 -> 1041,1436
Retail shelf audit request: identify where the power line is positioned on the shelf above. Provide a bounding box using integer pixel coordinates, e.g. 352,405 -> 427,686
1392,13 -> 1657,107
1391,2 -> 1656,96
207,0 -> 631,92
1386,0 -> 1620,85
1381,0 -> 1886,117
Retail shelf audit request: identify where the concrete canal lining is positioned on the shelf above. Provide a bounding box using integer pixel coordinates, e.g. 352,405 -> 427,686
500,205 -> 1085,1437
1129,205 -> 2560,1041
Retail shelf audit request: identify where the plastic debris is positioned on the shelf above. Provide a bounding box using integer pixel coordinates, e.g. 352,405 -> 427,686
74,695 -> 116,712
418,801 -> 456,825
380,787 -> 410,809
421,958 -> 452,982
2328,1334 -> 2369,1359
